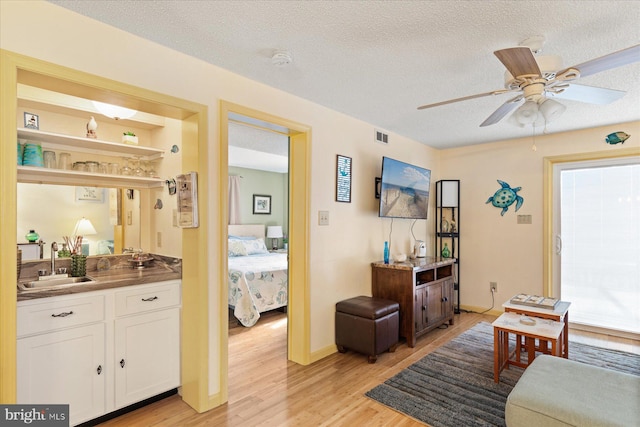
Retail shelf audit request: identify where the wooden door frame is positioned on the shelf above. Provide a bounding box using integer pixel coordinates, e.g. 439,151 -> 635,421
217,101 -> 311,402
0,50 -> 210,412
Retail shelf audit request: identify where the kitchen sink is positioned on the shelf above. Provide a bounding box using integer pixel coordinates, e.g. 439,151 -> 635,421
20,276 -> 97,291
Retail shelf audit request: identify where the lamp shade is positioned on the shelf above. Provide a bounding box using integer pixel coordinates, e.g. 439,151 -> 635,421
514,100 -> 540,125
538,98 -> 566,123
266,226 -> 283,239
72,217 -> 97,236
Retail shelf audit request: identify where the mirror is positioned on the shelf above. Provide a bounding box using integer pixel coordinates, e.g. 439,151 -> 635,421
17,183 -> 141,259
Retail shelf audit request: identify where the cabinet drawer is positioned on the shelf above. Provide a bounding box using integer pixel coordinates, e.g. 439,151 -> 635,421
115,281 -> 181,317
17,295 -> 105,337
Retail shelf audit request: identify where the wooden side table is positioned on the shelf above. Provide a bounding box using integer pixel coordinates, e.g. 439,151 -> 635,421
503,299 -> 571,358
492,312 -> 564,382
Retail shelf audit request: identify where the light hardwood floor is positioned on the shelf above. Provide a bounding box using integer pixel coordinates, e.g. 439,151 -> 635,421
98,310 -> 639,426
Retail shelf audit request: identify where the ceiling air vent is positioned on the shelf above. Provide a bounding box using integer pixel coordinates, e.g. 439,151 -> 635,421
375,130 -> 389,145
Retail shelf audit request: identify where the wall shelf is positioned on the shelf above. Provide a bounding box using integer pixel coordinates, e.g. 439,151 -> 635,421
17,166 -> 163,189
18,128 -> 164,160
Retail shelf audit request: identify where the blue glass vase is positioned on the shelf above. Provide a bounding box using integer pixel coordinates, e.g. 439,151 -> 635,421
384,241 -> 390,264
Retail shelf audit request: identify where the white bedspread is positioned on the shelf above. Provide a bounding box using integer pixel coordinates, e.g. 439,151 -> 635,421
228,253 -> 288,327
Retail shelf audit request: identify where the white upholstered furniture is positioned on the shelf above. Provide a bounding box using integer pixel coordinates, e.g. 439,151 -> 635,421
506,354 -> 640,427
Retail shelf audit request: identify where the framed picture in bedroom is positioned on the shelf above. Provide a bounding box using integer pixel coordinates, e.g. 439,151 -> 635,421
253,194 -> 271,214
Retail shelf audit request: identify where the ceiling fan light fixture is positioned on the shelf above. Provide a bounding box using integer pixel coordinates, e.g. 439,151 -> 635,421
514,99 -> 540,125
539,98 -> 566,123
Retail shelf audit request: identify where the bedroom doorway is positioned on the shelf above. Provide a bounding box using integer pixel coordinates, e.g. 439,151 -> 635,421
227,114 -> 290,329
220,100 -> 311,404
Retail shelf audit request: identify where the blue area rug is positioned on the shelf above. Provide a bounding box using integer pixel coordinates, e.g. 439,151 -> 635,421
365,321 -> 640,427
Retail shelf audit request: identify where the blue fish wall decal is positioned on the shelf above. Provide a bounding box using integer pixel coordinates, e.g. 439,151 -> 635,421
605,132 -> 630,145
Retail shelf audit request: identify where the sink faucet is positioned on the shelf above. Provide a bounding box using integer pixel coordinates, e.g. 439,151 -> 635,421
51,242 -> 58,275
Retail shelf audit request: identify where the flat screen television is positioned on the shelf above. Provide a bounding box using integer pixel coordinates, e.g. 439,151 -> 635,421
378,156 -> 431,219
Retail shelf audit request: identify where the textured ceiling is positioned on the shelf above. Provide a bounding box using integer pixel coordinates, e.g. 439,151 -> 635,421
50,1 -> 640,149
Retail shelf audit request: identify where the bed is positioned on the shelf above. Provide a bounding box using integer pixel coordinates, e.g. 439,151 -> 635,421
228,224 -> 288,327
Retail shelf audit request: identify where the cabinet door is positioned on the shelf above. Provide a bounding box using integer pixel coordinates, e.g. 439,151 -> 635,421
114,308 -> 180,408
414,286 -> 428,332
17,323 -> 105,426
442,278 -> 454,317
426,282 -> 445,327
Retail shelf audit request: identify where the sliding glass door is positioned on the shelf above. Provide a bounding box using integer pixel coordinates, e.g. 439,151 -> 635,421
553,157 -> 639,335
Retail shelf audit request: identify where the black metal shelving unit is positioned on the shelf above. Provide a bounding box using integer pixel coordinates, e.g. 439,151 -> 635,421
435,180 -> 460,313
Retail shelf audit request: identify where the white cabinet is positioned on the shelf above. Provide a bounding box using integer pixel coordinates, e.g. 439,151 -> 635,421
17,297 -> 106,425
114,308 -> 180,408
113,283 -> 181,408
17,280 -> 181,426
17,127 -> 164,188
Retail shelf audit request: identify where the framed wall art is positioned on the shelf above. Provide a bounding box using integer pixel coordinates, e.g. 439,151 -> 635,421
24,112 -> 39,130
336,154 -> 352,203
253,194 -> 271,214
76,186 -> 104,202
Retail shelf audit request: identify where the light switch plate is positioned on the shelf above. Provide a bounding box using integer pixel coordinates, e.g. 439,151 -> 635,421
319,210 -> 329,226
517,214 -> 532,224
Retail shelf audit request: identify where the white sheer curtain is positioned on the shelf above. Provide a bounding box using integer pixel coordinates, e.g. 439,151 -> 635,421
228,175 -> 242,225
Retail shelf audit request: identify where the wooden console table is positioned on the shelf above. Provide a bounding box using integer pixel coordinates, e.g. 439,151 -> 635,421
371,257 -> 456,347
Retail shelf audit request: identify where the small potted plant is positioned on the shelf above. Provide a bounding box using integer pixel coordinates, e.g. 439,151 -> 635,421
122,131 -> 138,145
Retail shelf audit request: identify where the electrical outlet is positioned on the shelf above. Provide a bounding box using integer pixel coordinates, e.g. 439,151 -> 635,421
157,231 -> 162,248
490,282 -> 498,293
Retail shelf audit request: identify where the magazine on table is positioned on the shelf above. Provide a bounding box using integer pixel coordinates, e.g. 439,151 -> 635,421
510,293 -> 559,309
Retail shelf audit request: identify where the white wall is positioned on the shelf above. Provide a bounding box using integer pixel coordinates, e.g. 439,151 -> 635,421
440,121 -> 640,312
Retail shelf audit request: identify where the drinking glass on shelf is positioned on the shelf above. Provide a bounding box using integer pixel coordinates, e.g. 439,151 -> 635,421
43,151 -> 56,168
121,158 -> 132,176
146,161 -> 157,178
109,162 -> 120,175
133,157 -> 145,177
58,152 -> 71,170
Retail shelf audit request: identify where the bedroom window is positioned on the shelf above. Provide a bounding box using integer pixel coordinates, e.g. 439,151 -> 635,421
553,157 -> 639,336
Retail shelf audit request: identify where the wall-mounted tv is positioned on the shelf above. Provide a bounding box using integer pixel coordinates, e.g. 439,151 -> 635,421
379,156 -> 431,219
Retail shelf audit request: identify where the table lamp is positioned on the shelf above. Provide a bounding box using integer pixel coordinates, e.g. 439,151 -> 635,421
72,217 -> 97,255
266,226 -> 283,250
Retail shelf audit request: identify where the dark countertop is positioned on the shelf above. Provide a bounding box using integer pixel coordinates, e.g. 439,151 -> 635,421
17,254 -> 182,301
371,256 -> 456,271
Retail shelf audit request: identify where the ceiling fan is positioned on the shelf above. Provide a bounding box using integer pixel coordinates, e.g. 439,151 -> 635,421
417,36 -> 640,127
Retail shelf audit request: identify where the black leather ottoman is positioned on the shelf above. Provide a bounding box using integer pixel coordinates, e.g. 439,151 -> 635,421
335,295 -> 399,363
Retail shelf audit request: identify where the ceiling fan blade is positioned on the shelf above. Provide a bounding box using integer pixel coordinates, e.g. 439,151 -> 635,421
558,44 -> 640,79
494,47 -> 541,78
550,83 -> 626,105
480,95 -> 524,127
417,89 -> 510,110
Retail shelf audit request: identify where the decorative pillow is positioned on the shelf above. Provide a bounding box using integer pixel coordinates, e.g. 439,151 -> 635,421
228,239 -> 248,257
229,235 -> 258,240
241,238 -> 269,255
